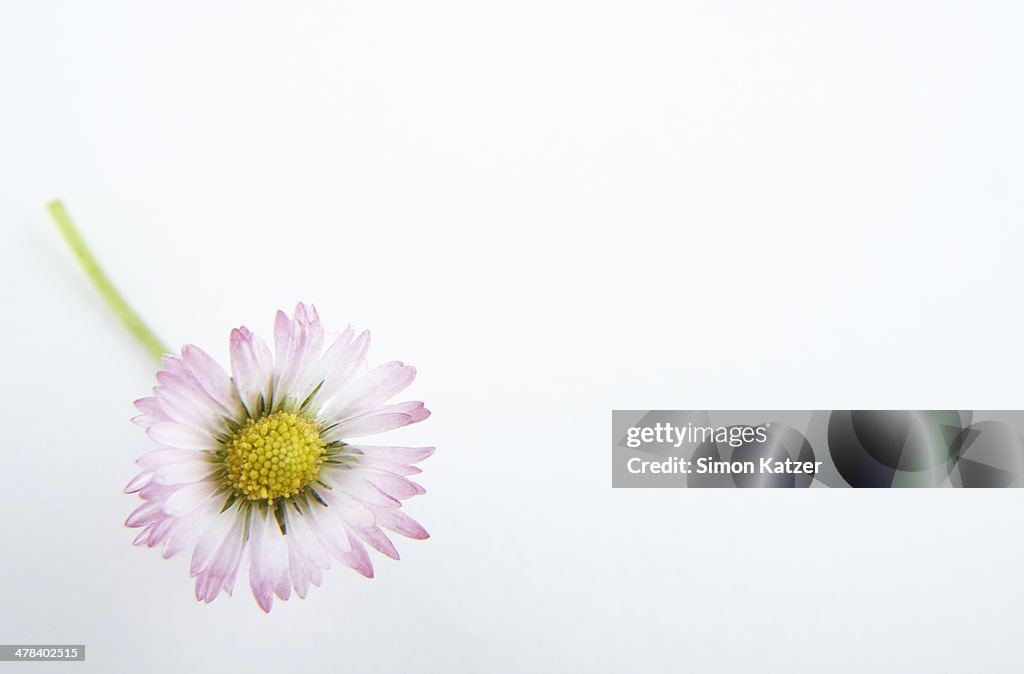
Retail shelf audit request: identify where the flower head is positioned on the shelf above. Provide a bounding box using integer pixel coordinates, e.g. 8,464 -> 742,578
125,303 -> 433,612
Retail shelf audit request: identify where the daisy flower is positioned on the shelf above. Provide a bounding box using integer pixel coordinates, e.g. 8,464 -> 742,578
123,303 -> 433,611
47,202 -> 433,612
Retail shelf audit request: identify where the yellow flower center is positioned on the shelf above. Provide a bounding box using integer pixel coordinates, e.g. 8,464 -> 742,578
225,411 -> 326,504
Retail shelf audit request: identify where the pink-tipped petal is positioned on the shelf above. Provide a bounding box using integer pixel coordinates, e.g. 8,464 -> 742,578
247,510 -> 275,612
287,515 -> 330,599
305,507 -> 374,578
154,372 -> 227,434
161,355 -> 232,418
321,469 -> 402,508
126,501 -> 163,528
194,515 -> 246,603
230,326 -> 274,416
352,524 -> 400,560
310,329 -> 369,404
273,307 -> 326,404
162,508 -> 207,559
321,361 -> 417,421
124,472 -> 153,494
350,445 -> 436,464
133,396 -> 172,425
181,344 -> 240,415
372,507 -> 430,540
143,518 -> 175,549
362,469 -> 426,500
328,402 -> 430,438
341,529 -> 374,578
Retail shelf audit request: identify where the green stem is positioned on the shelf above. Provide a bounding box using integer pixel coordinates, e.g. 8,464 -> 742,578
47,199 -> 170,363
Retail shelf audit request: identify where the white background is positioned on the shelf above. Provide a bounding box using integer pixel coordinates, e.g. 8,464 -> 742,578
2,1 -> 1023,672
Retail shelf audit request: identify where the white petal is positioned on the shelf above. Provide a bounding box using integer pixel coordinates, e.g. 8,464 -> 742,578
352,524 -> 400,560
181,344 -> 241,416
362,469 -> 426,499
124,472 -> 152,494
321,489 -> 376,528
125,501 -> 164,528
304,505 -> 373,577
309,328 -> 368,405
321,467 -> 401,508
194,514 -> 246,602
137,448 -> 204,470
152,460 -> 218,486
164,481 -> 218,517
248,508 -> 291,611
133,396 -> 172,425
230,327 -> 274,416
328,402 -> 429,438
147,422 -> 218,451
273,305 -> 327,408
287,514 -> 330,599
371,506 -> 430,540
162,507 -> 209,559
320,361 -> 416,422
190,509 -> 239,577
154,372 -> 227,434
349,444 -> 436,465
